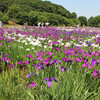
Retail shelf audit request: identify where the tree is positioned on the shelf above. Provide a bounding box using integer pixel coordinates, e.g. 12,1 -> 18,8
0,0 -> 80,26
88,17 -> 95,26
95,16 -> 100,26
37,15 -> 48,23
28,11 -> 38,25
72,18 -> 80,25
0,0 -> 14,13
0,11 -> 4,20
7,4 -> 21,18
1,14 -> 9,23
71,12 -> 77,18
47,14 -> 59,25
88,16 -> 100,27
78,16 -> 87,26
16,12 -> 29,25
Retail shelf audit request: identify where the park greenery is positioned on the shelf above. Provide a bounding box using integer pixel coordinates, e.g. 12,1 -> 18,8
0,0 -> 99,26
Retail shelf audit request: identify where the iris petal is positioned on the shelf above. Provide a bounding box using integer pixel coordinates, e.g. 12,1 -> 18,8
46,81 -> 52,87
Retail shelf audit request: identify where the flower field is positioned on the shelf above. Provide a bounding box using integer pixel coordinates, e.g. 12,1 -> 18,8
0,26 -> 100,100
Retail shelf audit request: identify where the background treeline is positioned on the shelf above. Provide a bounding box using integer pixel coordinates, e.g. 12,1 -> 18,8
0,0 -> 79,26
88,16 -> 100,27
0,0 -> 100,26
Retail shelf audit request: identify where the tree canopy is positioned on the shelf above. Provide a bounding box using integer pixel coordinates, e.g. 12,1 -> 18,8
0,0 -> 89,26
78,16 -> 87,26
88,16 -> 100,27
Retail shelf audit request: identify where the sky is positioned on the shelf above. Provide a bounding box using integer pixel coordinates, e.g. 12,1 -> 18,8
42,0 -> 100,19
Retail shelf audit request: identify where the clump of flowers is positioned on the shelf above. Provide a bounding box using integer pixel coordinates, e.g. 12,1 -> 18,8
43,77 -> 57,87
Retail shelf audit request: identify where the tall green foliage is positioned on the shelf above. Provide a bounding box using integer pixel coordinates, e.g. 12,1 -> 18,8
0,0 -> 72,18
1,15 -> 9,23
78,16 -> 87,26
0,0 -> 80,26
7,4 -> 21,18
0,11 -> 4,20
88,16 -> 100,27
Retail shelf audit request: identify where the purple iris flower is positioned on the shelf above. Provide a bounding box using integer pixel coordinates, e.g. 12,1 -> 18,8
91,59 -> 96,66
36,56 -> 43,61
27,81 -> 37,88
79,42 -> 82,45
77,40 -> 79,43
37,65 -> 44,70
57,60 -> 61,64
26,72 -> 37,78
62,57 -> 69,62
24,60 -> 29,65
62,58 -> 67,62
0,43 -> 2,46
9,63 -> 14,67
32,64 -> 44,70
55,47 -> 61,51
32,64 -> 37,66
6,59 -> 11,62
85,41 -> 89,44
88,44 -> 91,46
17,60 -> 21,64
64,52 -> 69,56
25,54 -> 32,59
82,64 -> 86,68
42,57 -> 52,65
2,57 -> 8,62
82,58 -> 88,63
60,66 -> 66,72
97,62 -> 99,66
95,51 -> 99,56
75,58 -> 81,62
92,69 -> 98,77
43,77 -> 57,87
50,59 -> 56,65
98,74 -> 100,79
97,58 -> 100,63
3,51 -> 8,55
67,60 -> 72,65
45,51 -> 53,56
